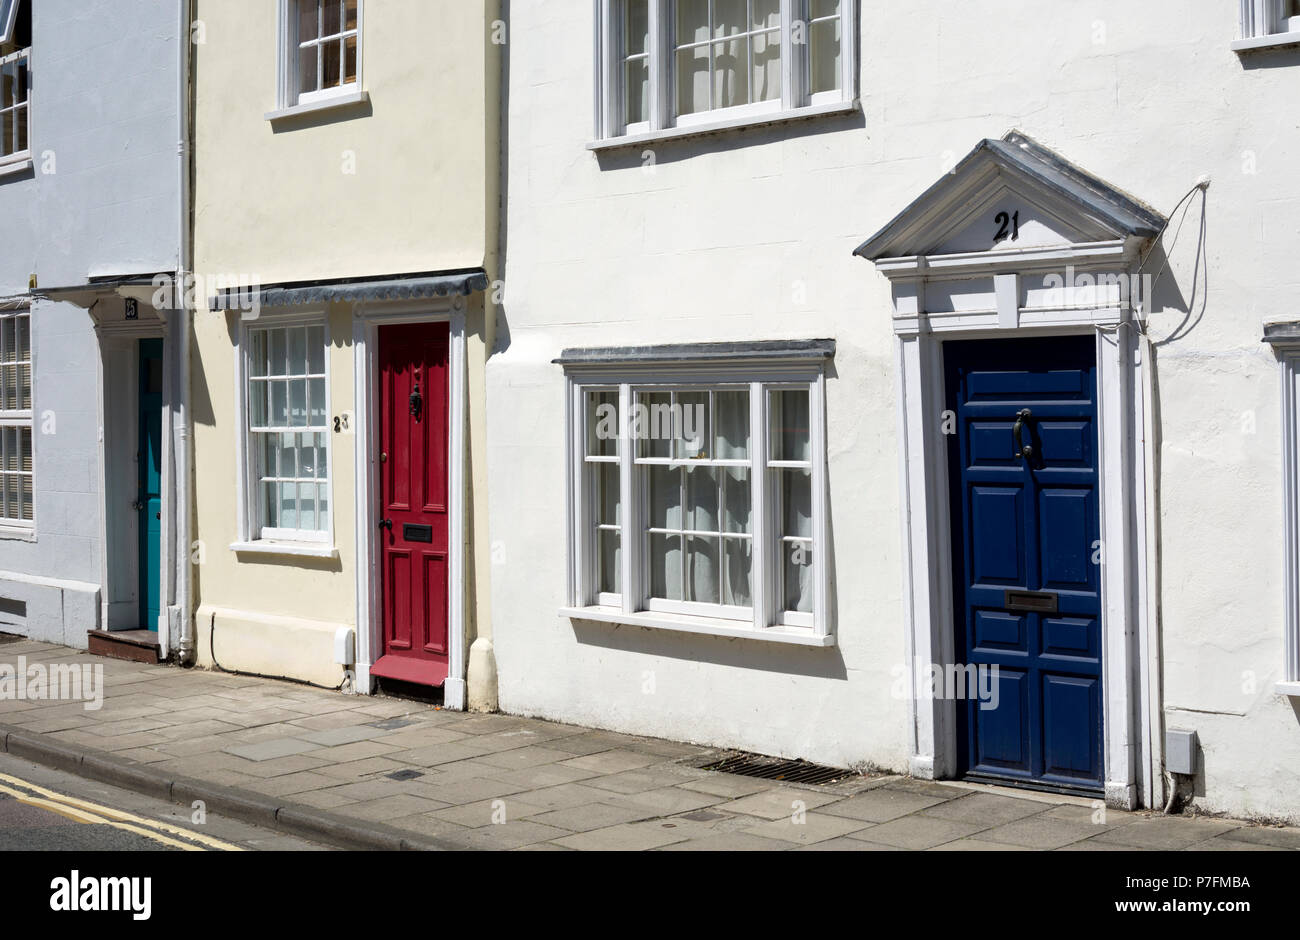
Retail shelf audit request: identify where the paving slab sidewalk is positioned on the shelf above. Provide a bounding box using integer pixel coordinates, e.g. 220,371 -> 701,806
2,639 -> 1298,852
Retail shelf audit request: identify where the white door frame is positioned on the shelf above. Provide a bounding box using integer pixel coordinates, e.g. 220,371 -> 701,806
885,252 -> 1161,810
92,308 -> 176,655
352,297 -> 468,709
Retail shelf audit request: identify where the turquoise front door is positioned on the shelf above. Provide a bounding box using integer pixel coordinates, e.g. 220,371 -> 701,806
137,339 -> 164,632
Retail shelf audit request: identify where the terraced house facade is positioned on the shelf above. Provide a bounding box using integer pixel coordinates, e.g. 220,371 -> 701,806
0,0 -> 189,657
188,0 -> 501,710
486,0 -> 1300,824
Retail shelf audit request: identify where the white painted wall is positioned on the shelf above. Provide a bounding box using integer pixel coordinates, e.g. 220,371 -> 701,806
490,0 -> 1300,820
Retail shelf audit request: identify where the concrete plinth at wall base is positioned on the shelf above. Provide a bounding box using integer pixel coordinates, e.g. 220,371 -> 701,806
0,723 -> 465,852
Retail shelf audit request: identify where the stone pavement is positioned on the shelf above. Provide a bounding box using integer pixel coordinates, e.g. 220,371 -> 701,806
2,638 -> 1298,851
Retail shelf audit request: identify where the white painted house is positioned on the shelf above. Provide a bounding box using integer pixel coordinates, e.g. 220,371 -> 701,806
488,0 -> 1300,822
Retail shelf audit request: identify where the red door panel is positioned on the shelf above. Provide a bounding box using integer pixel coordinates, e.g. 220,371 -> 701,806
371,322 -> 451,688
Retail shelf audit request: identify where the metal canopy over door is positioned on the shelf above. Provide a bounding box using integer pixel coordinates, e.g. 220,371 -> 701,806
371,322 -> 451,688
137,338 -> 164,632
945,336 -> 1103,794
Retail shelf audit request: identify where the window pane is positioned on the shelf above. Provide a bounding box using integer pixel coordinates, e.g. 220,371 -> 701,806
810,17 -> 842,94
299,432 -> 321,477
784,542 -> 813,613
285,380 -> 304,427
288,328 -> 307,375
298,482 -> 317,531
277,481 -> 298,530
263,481 -> 278,529
309,378 -> 327,426
751,29 -> 781,102
811,0 -> 841,19
314,433 -> 329,478
625,57 -> 649,125
269,330 -> 287,376
344,34 -> 358,83
1,59 -> 13,110
317,483 -> 330,530
685,466 -> 717,532
712,38 -> 748,109
323,0 -> 341,36
250,331 -> 267,377
676,0 -> 709,44
638,391 -> 673,458
323,38 -> 342,88
626,0 -> 649,56
345,0 -> 358,30
279,432 -> 298,477
714,389 -> 750,458
676,391 -> 709,459
647,466 -> 681,529
587,390 -> 618,457
685,536 -> 720,604
722,467 -> 750,533
299,0 -> 320,42
598,529 -> 621,595
650,533 -> 682,600
714,0 -> 746,37
771,389 -> 811,462
782,468 -> 813,539
753,0 -> 780,29
307,326 -> 325,374
299,42 -> 319,94
723,537 -> 752,607
597,463 -> 621,527
676,43 -> 709,116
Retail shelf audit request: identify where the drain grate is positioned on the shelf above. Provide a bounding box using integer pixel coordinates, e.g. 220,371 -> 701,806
700,752 -> 857,786
385,769 -> 425,782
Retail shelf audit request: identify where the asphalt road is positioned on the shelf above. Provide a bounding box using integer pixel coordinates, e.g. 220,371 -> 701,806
0,752 -> 332,851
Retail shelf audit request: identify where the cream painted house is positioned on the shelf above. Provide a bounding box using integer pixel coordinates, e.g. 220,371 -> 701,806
190,0 -> 501,709
487,0 -> 1300,823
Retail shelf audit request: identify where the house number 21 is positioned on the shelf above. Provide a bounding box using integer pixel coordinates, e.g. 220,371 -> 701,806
994,210 -> 1020,243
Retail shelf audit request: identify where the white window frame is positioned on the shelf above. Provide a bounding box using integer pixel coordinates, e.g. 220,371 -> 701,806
0,0 -> 31,172
232,311 -> 336,556
275,0 -> 364,113
0,309 -> 32,532
561,353 -> 832,646
593,0 -> 857,145
1278,344 -> 1300,696
1233,0 -> 1300,50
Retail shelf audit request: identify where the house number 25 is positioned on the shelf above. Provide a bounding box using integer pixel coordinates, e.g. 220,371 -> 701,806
994,210 -> 1020,243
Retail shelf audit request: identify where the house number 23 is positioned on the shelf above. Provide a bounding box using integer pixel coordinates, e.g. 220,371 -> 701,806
994,210 -> 1020,243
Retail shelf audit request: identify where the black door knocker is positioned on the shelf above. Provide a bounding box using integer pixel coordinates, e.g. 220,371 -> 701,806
409,382 -> 424,422
1012,408 -> 1034,460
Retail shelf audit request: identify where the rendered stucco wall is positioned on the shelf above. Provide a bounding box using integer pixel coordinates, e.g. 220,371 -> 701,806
0,1 -> 181,645
490,0 -> 1300,820
191,0 -> 501,685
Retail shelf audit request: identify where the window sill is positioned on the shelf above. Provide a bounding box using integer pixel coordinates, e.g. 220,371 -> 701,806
0,154 -> 33,178
1276,681 -> 1300,697
1231,31 -> 1300,52
559,606 -> 835,647
265,90 -> 370,124
0,525 -> 36,542
587,99 -> 860,152
230,540 -> 339,560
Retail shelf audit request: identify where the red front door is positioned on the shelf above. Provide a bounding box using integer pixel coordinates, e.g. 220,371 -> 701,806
371,322 -> 451,688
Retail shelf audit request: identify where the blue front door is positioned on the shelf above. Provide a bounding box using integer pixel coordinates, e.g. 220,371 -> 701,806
945,336 -> 1104,793
137,339 -> 164,633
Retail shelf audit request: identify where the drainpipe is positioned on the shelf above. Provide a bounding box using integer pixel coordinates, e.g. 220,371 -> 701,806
175,0 -> 196,665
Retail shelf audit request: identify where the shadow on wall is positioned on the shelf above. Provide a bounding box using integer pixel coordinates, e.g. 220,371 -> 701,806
1144,186 -> 1209,349
571,618 -> 848,680
592,108 -> 867,173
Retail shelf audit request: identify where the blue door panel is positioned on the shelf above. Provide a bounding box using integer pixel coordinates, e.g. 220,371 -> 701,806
975,668 -> 1029,771
946,336 -> 1104,793
1042,674 -> 1102,781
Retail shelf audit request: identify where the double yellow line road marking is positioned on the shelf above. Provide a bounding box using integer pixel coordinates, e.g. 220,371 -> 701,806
0,771 -> 245,851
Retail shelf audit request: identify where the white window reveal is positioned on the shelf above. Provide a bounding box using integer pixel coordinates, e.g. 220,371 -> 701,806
274,0 -> 364,116
0,311 -> 32,528
0,0 -> 30,170
239,320 -> 333,549
1234,0 -> 1300,51
562,342 -> 833,645
595,0 -> 857,145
